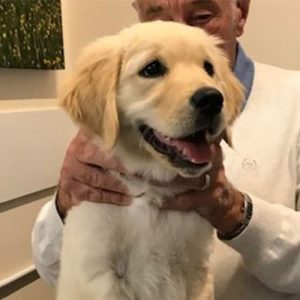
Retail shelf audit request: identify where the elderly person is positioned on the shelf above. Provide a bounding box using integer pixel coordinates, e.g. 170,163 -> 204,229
32,1 -> 300,299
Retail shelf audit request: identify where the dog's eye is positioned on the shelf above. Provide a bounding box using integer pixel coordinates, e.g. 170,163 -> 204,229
204,60 -> 214,77
139,60 -> 167,78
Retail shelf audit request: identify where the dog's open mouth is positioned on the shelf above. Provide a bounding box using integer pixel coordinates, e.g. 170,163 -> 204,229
139,125 -> 212,169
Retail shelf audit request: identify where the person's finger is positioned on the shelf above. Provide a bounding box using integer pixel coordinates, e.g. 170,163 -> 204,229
161,190 -> 202,211
66,128 -> 127,173
76,143 -> 124,171
66,162 -> 129,194
161,172 -> 227,213
61,180 -> 132,205
162,172 -> 213,190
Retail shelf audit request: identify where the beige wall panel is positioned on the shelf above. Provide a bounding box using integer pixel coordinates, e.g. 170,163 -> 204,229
0,197 -> 52,281
3,279 -> 54,300
240,0 -> 300,70
0,100 -> 76,203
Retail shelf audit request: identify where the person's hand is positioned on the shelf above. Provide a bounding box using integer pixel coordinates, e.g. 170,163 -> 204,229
56,129 -> 131,219
161,143 -> 245,234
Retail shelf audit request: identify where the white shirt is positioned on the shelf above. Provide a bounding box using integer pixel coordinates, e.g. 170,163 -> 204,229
32,62 -> 300,299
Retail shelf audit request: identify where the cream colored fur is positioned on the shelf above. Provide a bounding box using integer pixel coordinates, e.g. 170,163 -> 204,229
57,21 -> 243,300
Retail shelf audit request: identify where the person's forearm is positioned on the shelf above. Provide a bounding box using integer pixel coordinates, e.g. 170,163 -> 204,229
224,195 -> 300,295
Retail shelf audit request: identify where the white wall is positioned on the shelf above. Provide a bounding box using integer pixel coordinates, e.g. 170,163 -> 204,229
240,0 -> 300,70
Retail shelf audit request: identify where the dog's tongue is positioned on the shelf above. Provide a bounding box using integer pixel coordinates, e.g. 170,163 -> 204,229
171,138 -> 212,163
154,131 -> 212,163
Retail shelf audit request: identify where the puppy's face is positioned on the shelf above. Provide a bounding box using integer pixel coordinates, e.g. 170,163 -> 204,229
61,21 -> 244,178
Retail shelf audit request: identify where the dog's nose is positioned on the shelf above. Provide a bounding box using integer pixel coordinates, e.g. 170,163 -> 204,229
190,88 -> 223,116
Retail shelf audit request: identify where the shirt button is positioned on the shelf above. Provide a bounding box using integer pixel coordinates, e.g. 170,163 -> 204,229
242,158 -> 257,172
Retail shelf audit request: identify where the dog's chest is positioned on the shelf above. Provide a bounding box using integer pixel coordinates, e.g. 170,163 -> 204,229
62,198 -> 213,300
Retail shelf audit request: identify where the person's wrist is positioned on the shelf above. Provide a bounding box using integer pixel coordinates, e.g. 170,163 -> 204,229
217,193 -> 253,240
208,187 -> 245,234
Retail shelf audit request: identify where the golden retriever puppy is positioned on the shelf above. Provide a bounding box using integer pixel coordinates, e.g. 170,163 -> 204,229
57,21 -> 243,300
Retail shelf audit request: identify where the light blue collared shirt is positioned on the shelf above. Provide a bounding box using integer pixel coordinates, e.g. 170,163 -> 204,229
233,44 -> 255,109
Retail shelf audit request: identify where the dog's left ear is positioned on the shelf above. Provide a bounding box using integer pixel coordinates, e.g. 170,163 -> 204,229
60,36 -> 122,150
223,128 -> 233,147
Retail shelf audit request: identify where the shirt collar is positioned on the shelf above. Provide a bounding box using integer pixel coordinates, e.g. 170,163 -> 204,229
233,44 -> 255,108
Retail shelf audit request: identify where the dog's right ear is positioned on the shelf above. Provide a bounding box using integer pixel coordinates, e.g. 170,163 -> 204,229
60,36 -> 122,150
